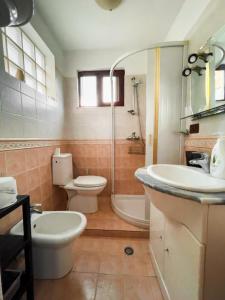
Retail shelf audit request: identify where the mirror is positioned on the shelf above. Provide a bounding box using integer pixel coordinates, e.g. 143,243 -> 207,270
184,24 -> 225,119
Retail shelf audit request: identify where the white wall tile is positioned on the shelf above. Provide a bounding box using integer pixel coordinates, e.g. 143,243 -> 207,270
0,112 -> 23,138
22,94 -> 37,119
1,83 -> 22,115
23,118 -> 38,138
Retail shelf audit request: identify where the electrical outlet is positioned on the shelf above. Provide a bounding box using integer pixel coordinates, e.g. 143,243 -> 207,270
189,123 -> 199,134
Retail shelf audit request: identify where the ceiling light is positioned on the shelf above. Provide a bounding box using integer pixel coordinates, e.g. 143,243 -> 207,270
95,0 -> 122,11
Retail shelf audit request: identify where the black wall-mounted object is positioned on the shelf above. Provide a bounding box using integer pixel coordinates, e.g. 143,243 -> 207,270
182,66 -> 206,77
186,151 -> 202,168
188,52 -> 213,64
0,195 -> 34,299
0,0 -> 34,27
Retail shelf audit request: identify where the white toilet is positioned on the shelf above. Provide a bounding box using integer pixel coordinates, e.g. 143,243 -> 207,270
52,153 -> 107,213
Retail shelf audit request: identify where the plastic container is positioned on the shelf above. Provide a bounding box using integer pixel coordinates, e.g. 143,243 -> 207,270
210,137 -> 225,180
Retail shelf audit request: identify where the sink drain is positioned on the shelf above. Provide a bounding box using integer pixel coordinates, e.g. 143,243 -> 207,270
124,246 -> 134,256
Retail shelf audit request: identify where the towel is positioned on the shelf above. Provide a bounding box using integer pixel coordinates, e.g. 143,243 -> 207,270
0,177 -> 17,209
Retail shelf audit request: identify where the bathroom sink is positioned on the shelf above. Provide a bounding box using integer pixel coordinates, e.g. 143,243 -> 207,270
147,164 -> 225,193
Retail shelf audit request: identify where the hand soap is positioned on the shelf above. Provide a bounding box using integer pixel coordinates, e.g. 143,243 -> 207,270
210,137 -> 225,180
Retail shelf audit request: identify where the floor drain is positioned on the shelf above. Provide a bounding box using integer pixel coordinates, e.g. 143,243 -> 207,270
124,246 -> 134,256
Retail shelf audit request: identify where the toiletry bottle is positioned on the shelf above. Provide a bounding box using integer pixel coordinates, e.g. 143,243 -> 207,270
210,137 -> 225,180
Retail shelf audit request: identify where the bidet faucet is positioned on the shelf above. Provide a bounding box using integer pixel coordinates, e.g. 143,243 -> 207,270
189,152 -> 210,173
30,203 -> 42,214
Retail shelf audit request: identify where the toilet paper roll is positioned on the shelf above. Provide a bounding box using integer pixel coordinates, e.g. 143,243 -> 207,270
54,148 -> 61,156
0,177 -> 17,209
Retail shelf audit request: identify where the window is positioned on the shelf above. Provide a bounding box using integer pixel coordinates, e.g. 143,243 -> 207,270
215,64 -> 225,101
78,70 -> 125,107
2,27 -> 47,95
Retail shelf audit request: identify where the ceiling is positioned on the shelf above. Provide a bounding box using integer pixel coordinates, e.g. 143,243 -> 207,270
35,0 -> 185,51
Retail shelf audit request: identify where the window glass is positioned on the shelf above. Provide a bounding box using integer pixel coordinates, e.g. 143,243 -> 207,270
2,28 -> 47,95
22,33 -> 35,59
6,27 -> 22,47
25,74 -> 36,90
102,76 -> 117,104
24,55 -> 36,77
215,70 -> 225,100
8,62 -> 19,77
37,66 -> 46,85
37,82 -> 46,95
78,70 -> 124,107
7,39 -> 23,67
35,48 -> 45,69
80,76 -> 97,107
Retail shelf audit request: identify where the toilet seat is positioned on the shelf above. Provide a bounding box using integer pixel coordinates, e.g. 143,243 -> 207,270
73,176 -> 107,188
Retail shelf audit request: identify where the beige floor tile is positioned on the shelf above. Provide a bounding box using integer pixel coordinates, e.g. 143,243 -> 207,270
124,275 -> 163,300
34,279 -> 53,300
123,255 -> 155,276
50,272 -> 97,300
99,253 -> 125,275
95,274 -> 124,300
73,250 -> 100,273
74,237 -> 104,253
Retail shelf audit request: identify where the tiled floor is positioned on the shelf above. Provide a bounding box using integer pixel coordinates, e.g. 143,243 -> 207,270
85,197 -> 148,238
35,236 -> 163,300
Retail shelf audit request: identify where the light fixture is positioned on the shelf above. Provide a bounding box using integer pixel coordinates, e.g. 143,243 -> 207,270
0,0 -> 34,27
188,52 -> 213,64
95,0 -> 122,11
182,66 -> 206,77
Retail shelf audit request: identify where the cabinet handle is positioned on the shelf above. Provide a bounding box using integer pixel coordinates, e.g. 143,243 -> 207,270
164,248 -> 169,252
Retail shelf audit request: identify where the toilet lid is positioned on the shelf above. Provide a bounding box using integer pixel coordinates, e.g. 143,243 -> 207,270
73,176 -> 107,187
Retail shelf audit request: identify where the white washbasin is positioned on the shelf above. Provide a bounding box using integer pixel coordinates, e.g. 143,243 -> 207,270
147,164 -> 225,193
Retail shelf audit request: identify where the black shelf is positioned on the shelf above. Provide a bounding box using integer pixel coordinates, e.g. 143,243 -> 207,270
0,235 -> 26,270
0,195 -> 34,300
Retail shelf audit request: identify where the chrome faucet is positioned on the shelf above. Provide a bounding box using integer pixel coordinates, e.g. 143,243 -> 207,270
189,152 -> 210,173
30,203 -> 42,214
126,132 -> 140,141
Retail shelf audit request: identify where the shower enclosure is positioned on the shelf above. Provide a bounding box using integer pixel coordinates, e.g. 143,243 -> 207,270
110,42 -> 186,228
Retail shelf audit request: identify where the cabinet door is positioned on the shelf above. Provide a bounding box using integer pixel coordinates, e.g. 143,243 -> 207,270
164,218 -> 204,300
150,202 -> 165,276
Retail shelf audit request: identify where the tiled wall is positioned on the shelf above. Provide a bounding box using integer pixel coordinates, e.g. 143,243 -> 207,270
184,135 -> 220,163
184,135 -> 218,153
68,141 -> 112,195
0,141 -> 68,233
67,140 -> 145,196
115,140 -> 145,195
0,69 -> 65,139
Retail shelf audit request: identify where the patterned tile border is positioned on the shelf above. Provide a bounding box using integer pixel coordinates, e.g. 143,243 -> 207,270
184,135 -> 222,151
0,140 -> 68,151
0,138 -> 146,151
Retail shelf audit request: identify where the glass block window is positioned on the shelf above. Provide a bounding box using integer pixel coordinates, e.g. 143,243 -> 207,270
1,27 -> 47,95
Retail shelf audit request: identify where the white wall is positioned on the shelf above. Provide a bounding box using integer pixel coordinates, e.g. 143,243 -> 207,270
64,49 -> 147,77
63,49 -> 147,140
31,10 -> 64,73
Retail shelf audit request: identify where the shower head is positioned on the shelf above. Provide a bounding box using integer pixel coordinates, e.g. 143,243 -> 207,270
131,77 -> 142,87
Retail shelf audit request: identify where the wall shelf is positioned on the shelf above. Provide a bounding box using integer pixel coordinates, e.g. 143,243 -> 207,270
181,104 -> 225,120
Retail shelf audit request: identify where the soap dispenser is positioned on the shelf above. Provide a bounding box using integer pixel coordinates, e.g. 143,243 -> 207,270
210,137 -> 225,180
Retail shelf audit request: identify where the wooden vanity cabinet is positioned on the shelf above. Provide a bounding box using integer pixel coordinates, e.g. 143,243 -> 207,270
149,192 -> 225,300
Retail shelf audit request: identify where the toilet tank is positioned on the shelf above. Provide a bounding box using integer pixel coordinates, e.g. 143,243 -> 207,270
52,153 -> 73,185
